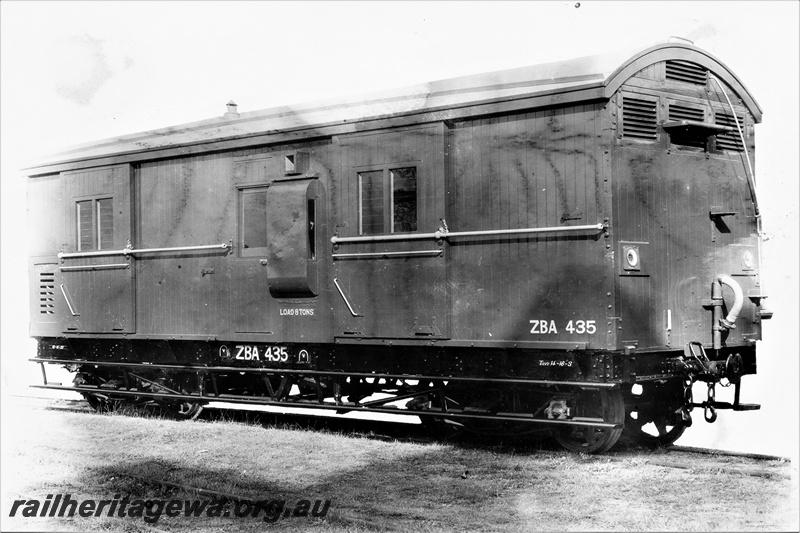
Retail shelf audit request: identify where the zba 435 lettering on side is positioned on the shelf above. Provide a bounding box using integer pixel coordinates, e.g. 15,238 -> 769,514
529,320 -> 597,334
235,345 -> 289,362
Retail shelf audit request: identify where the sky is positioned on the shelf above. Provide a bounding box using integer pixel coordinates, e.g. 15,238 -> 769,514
1,1 -> 798,460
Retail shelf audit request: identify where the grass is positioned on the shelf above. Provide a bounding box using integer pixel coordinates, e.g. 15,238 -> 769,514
1,398 -> 797,532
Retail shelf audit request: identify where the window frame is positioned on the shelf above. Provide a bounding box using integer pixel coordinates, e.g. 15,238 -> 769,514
238,184 -> 271,258
75,196 -> 114,251
357,169 -> 386,236
356,164 -> 418,236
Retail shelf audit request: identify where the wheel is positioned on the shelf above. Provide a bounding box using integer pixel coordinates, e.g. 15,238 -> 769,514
624,412 -> 686,447
622,380 -> 687,447
407,382 -> 468,441
413,384 -> 534,441
82,392 -> 119,413
153,373 -> 205,421
419,415 -> 467,441
158,400 -> 204,421
622,381 -> 687,447
77,371 -> 122,413
553,388 -> 625,454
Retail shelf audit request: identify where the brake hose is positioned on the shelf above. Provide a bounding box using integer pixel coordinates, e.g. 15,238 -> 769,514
708,73 -> 767,298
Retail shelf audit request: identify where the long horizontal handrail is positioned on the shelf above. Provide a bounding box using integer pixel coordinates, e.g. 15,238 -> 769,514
125,244 -> 231,255
333,250 -> 443,259
58,243 -> 230,259
60,263 -> 130,271
331,223 -> 605,244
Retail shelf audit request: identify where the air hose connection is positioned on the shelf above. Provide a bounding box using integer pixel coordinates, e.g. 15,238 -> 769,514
713,274 -> 744,331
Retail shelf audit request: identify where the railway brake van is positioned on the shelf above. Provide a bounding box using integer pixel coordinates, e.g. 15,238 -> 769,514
28,41 -> 770,453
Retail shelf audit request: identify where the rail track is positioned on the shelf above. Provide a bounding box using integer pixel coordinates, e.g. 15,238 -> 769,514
23,394 -> 792,475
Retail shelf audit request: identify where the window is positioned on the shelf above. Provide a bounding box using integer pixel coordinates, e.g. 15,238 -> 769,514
240,188 -> 269,257
76,198 -> 113,251
358,170 -> 385,235
358,166 -> 417,235
392,168 -> 417,233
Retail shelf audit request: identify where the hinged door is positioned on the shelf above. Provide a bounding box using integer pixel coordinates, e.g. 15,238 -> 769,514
59,164 -> 135,333
333,124 -> 450,339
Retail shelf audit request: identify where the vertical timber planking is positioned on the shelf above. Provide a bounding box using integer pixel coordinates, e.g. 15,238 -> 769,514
448,104 -> 608,346
136,154 -> 233,337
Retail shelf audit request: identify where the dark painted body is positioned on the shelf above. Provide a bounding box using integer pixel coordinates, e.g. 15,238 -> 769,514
27,43 -> 766,438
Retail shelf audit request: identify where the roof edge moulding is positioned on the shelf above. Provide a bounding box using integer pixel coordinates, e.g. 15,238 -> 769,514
26,39 -> 761,175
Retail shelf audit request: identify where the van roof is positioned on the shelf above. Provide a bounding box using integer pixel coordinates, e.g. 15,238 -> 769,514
28,41 -> 761,175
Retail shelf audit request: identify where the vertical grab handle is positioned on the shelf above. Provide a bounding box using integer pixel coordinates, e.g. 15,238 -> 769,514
308,199 -> 316,260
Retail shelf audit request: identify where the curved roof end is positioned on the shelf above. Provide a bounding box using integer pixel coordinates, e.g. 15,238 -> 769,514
604,42 -> 762,123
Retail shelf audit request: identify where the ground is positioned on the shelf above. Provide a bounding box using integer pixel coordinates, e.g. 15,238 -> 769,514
1,396 -> 796,532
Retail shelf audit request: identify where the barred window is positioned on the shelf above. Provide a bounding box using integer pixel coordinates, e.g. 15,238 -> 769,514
240,188 -> 269,257
358,170 -> 385,235
76,197 -> 113,251
392,167 -> 417,233
358,166 -> 417,235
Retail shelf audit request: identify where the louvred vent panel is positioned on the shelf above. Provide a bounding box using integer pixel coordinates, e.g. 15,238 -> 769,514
715,112 -> 745,151
666,60 -> 708,85
622,97 -> 658,140
668,104 -> 705,122
39,272 -> 55,314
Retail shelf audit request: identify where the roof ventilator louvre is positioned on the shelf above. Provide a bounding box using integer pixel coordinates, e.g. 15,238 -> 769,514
668,104 -> 704,122
666,60 -> 708,85
715,112 -> 745,151
621,97 -> 657,140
